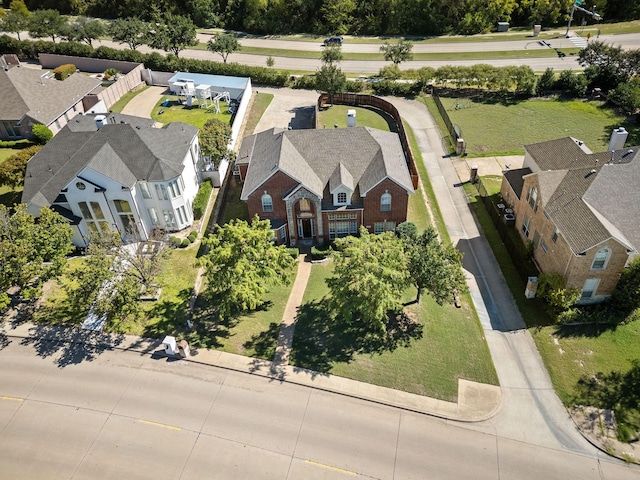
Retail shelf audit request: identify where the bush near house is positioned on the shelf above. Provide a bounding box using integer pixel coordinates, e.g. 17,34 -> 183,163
52,63 -> 76,80
193,179 -> 212,219
31,125 -> 53,144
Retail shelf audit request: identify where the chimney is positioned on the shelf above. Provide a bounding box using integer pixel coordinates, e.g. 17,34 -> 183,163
608,127 -> 628,152
95,115 -> 106,130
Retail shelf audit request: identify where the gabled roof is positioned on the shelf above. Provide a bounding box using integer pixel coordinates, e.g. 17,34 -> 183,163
22,113 -> 198,209
503,167 -> 531,198
0,66 -> 101,125
522,138 -> 640,254
239,127 -> 413,201
329,163 -> 354,193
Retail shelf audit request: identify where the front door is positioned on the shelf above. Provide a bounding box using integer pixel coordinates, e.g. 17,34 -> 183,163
298,218 -> 315,239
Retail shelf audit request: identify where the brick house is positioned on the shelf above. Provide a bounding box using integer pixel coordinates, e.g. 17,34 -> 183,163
500,136 -> 639,303
236,127 -> 414,246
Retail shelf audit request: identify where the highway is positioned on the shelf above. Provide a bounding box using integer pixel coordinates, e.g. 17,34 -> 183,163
0,340 -> 638,479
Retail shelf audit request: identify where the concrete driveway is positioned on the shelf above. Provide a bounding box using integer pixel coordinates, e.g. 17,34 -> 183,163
252,87 -> 319,133
120,86 -> 167,118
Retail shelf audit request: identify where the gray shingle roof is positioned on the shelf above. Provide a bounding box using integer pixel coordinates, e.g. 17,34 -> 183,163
329,163 -> 354,193
0,67 -> 101,125
525,139 -> 640,254
503,167 -> 531,199
22,114 -> 197,209
239,127 -> 413,201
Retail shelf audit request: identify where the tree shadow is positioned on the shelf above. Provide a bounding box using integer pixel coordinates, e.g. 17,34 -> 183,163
19,323 -> 125,367
289,298 -> 423,373
573,360 -> 640,441
243,321 -> 280,360
143,287 -> 193,338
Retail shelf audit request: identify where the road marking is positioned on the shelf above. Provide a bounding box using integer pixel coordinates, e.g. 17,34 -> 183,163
0,395 -> 23,402
304,460 -> 356,476
138,419 -> 181,431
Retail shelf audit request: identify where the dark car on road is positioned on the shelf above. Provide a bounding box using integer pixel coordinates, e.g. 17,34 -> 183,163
323,36 -> 344,46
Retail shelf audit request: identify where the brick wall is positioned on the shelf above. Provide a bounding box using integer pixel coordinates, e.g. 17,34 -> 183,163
362,180 -> 409,232
246,170 -> 296,222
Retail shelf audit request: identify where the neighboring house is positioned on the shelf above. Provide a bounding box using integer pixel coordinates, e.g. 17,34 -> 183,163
500,135 -> 639,303
22,113 -> 203,248
237,127 -> 414,246
0,64 -> 102,140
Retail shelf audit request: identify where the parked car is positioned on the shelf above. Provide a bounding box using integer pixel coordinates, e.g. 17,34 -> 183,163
323,36 -> 344,46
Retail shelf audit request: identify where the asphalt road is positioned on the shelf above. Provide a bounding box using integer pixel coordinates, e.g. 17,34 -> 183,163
1,340 -> 638,479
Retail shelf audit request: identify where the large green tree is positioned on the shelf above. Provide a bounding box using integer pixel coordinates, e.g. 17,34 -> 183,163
148,13 -> 197,57
199,118 -> 232,168
27,9 -> 65,42
60,16 -> 105,46
207,33 -> 240,63
0,146 -> 41,189
320,0 -> 356,35
198,217 -> 295,320
403,226 -> 467,305
0,8 -> 30,40
380,39 -> 413,65
327,229 -> 410,335
108,17 -> 151,50
0,204 -> 73,309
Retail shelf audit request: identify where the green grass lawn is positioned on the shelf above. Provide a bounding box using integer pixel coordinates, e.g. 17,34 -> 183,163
317,105 -> 394,131
436,96 -> 634,156
290,260 -> 498,401
244,93 -> 274,134
151,95 -> 233,129
219,177 -> 249,224
188,264 -> 298,360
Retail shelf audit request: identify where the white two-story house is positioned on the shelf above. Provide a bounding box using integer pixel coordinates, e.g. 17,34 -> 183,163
22,113 -> 203,247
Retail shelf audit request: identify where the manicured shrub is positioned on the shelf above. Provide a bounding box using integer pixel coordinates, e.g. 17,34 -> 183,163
31,124 -> 53,144
286,247 -> 299,259
181,238 -> 190,248
311,245 -> 331,261
193,179 -> 213,220
52,63 -> 77,80
169,236 -> 181,247
188,230 -> 198,243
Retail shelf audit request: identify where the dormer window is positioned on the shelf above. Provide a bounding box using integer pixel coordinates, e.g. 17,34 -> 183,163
337,192 -> 347,204
591,248 -> 610,270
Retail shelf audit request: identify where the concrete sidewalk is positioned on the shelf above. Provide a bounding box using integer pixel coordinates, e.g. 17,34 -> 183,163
2,320 -> 501,422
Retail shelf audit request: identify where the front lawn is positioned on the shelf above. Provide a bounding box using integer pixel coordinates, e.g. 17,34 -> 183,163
426,96 -> 637,157
290,260 -> 498,401
151,95 -> 233,129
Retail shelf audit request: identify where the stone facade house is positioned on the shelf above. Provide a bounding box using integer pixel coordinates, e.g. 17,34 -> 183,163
22,113 -> 203,248
500,136 -> 639,303
236,127 -> 414,246
0,64 -> 101,140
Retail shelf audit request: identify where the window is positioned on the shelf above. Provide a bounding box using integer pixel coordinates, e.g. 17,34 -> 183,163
337,192 -> 347,204
552,227 -> 559,243
381,192 -> 391,212
299,198 -> 310,211
155,184 -> 169,200
581,279 -> 599,300
168,179 -> 181,198
140,183 -> 152,199
374,222 -> 395,234
540,240 -> 548,253
262,193 -> 273,212
3,121 -> 18,138
374,222 -> 384,234
526,186 -> 538,210
78,201 -> 110,236
279,225 -> 287,245
521,214 -> 531,238
163,210 -> 177,229
591,248 -> 610,270
179,206 -> 188,223
55,119 -> 61,129
113,199 -> 137,236
148,207 -> 159,226
76,181 -> 86,191
64,112 -> 70,122
176,206 -> 185,224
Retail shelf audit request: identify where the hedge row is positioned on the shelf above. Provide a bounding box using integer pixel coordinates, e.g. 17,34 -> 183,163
0,36 -> 289,87
192,178 -> 212,220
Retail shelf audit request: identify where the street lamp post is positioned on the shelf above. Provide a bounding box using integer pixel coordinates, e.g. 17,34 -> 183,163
565,0 -> 602,37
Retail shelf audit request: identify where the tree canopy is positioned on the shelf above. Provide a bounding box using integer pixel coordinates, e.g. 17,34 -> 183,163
380,40 -> 413,65
27,9 -> 65,42
0,204 -> 73,309
0,146 -> 41,190
108,17 -> 151,50
327,229 -> 410,335
59,16 -> 105,46
207,33 -> 240,63
198,216 -> 295,319
199,118 -> 232,167
148,13 -> 198,57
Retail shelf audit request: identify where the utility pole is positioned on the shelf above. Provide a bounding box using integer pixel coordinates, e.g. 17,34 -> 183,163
565,0 -> 602,37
